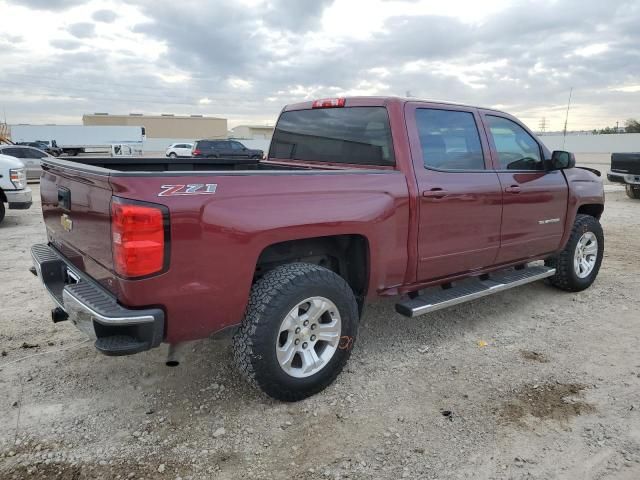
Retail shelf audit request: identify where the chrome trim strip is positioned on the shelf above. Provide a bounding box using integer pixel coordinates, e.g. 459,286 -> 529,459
62,288 -> 156,326
406,268 -> 556,317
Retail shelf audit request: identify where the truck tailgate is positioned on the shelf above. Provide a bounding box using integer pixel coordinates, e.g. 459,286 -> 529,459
40,162 -> 116,292
611,153 -> 640,175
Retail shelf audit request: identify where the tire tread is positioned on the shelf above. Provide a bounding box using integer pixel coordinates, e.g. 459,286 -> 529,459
232,262 -> 357,401
546,214 -> 603,292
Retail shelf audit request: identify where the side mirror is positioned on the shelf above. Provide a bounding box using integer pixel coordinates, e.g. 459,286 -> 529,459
550,150 -> 575,170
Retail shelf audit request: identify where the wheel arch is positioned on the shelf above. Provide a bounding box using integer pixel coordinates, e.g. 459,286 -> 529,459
577,203 -> 604,219
255,234 -> 370,310
0,188 -> 7,203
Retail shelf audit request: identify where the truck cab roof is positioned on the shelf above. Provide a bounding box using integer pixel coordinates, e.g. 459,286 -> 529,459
282,96 -> 508,115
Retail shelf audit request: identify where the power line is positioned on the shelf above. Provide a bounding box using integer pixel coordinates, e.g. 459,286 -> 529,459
562,87 -> 573,148
538,117 -> 547,133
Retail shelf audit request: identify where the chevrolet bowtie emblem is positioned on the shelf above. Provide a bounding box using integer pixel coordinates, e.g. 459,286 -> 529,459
61,213 -> 73,232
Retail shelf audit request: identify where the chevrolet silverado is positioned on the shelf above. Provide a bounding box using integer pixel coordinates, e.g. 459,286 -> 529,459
31,97 -> 605,401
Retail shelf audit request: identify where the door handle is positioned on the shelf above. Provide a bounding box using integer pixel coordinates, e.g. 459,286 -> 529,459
505,185 -> 521,193
422,188 -> 448,199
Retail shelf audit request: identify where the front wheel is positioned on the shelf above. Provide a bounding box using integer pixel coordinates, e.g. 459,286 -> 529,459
0,202 -> 5,224
233,263 -> 358,401
545,214 -> 604,292
626,185 -> 640,199
168,152 -> 177,158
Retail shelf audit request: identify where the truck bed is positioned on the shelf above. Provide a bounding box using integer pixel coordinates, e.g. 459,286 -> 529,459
54,156 -> 310,173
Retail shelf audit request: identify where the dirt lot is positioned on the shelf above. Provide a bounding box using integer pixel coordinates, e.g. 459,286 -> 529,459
1,183 -> 639,480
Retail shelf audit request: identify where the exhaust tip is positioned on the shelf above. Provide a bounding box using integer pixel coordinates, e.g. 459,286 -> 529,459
166,342 -> 188,367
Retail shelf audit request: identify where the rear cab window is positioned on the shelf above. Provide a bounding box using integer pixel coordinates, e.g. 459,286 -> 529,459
269,106 -> 395,166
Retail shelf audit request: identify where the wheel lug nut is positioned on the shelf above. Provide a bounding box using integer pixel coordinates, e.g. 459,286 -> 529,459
295,327 -> 301,334
294,339 -> 300,345
303,320 -> 309,326
310,335 -> 316,341
310,324 -> 316,330
302,342 -> 308,349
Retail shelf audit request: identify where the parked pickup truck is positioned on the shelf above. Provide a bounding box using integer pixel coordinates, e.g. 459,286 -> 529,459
608,152 -> 640,199
0,153 -> 32,223
30,97 -> 605,401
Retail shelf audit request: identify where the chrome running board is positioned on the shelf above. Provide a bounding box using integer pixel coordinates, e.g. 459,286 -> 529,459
395,265 -> 556,318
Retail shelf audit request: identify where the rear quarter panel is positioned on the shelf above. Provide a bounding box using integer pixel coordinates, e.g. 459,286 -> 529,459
109,171 -> 410,342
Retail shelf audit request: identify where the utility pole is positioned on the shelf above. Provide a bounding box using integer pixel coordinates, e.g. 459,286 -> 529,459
562,87 -> 573,149
616,121 -> 619,133
538,117 -> 547,134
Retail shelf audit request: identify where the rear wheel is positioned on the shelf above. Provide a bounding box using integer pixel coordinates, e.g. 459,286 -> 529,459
545,214 -> 604,292
0,202 -> 5,224
626,184 -> 640,199
233,263 -> 358,401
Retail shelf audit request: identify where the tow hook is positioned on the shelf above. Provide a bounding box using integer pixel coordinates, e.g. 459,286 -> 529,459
51,307 -> 69,323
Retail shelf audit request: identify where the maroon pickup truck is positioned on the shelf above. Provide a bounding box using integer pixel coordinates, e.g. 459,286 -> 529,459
31,97 -> 605,401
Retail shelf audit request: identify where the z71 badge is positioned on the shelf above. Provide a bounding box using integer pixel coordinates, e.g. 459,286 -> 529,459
158,184 -> 218,197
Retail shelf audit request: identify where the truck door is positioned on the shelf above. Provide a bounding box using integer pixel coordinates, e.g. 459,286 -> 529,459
406,103 -> 503,281
480,112 -> 568,263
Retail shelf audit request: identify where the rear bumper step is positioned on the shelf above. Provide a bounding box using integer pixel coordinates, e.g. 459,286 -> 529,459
30,243 -> 164,356
395,265 -> 556,317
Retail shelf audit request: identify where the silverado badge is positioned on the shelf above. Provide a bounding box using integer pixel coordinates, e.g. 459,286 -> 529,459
60,213 -> 73,232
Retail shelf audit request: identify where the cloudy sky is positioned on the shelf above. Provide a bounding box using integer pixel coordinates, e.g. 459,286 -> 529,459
1,0 -> 639,131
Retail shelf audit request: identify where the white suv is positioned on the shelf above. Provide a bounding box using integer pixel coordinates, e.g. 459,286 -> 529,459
165,143 -> 193,158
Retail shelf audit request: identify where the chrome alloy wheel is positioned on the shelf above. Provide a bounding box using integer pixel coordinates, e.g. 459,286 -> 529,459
276,296 -> 341,378
574,231 -> 598,278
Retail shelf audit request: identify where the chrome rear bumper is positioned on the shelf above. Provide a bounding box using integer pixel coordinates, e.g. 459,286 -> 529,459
30,243 -> 164,355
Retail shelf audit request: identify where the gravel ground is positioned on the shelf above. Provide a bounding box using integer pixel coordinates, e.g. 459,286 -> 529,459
1,183 -> 639,480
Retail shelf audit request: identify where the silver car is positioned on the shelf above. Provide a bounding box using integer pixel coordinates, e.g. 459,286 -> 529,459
0,145 -> 52,180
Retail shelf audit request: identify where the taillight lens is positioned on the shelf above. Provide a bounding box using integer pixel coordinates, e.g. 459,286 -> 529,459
312,98 -> 346,108
111,198 -> 169,278
192,149 -> 201,156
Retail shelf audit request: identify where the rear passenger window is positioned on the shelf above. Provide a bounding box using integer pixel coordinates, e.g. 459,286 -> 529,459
416,109 -> 485,170
486,116 -> 543,171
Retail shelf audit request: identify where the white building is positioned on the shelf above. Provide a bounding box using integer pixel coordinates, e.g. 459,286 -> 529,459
230,124 -> 275,141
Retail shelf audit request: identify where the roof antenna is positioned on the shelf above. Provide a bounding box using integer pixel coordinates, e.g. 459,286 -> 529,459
562,87 -> 573,149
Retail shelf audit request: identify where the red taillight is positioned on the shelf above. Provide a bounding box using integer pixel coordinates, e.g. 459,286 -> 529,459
111,199 -> 168,278
312,98 -> 346,109
193,149 -> 202,156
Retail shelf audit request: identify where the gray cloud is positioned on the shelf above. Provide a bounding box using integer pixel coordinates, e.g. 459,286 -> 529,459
50,39 -> 83,50
67,22 -> 96,39
92,9 -> 118,23
7,0 -> 84,10
1,0 -> 639,130
263,0 -> 335,32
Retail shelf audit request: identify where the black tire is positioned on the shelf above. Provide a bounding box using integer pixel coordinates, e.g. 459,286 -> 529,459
233,263 -> 359,402
626,185 -> 640,199
0,202 -> 5,224
168,152 -> 177,158
545,214 -> 604,292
